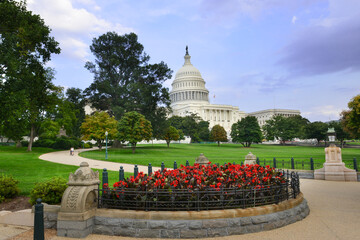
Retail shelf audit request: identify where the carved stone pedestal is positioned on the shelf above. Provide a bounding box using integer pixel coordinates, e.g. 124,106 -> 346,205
244,152 -> 256,165
314,144 -> 357,181
57,162 -> 100,238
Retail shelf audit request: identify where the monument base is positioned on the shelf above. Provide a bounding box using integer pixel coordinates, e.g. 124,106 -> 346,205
314,163 -> 357,181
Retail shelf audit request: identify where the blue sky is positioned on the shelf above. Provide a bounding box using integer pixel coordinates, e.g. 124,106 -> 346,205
26,0 -> 360,122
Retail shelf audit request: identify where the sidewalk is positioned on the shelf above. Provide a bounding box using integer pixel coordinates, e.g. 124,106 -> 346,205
2,149 -> 360,239
39,148 -> 162,173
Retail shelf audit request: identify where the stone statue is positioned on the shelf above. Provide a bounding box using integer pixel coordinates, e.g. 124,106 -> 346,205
186,45 -> 189,55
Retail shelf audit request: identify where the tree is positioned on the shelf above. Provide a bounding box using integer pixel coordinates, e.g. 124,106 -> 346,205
198,121 -> 210,142
304,121 -> 328,145
262,115 -> 297,144
162,126 -> 180,148
80,112 -> 118,150
341,94 -> 360,138
210,125 -> 227,146
231,116 -> 262,147
0,0 -> 61,151
84,32 -> 172,137
328,121 -> 350,148
288,115 -> 310,139
65,88 -> 86,137
117,111 -> 152,153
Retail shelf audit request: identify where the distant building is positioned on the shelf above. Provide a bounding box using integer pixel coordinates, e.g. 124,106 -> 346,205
169,47 -> 300,133
248,109 -> 300,128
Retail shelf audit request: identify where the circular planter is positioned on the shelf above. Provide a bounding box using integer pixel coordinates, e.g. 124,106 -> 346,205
93,192 -> 309,238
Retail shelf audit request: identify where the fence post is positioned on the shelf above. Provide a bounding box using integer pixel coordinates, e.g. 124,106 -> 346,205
161,162 -> 165,172
354,158 -> 358,172
102,168 -> 108,186
134,165 -> 138,178
256,157 -> 260,165
119,166 -> 124,181
273,157 -> 277,169
174,161 -> 177,170
241,161 -> 243,166
186,160 -> 189,167
34,198 -> 44,240
148,163 -> 152,176
291,157 -> 295,169
310,158 -> 314,170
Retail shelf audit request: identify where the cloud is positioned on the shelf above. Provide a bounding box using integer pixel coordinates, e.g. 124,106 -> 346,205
292,16 -> 297,24
279,0 -> 360,76
198,0 -> 318,24
302,105 -> 342,121
26,0 -> 134,61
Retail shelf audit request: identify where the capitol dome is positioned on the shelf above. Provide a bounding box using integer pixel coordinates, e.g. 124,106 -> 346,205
170,47 -> 209,105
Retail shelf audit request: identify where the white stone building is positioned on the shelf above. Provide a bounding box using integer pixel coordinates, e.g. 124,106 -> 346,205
169,48 -> 300,133
169,48 -> 246,133
248,109 -> 301,128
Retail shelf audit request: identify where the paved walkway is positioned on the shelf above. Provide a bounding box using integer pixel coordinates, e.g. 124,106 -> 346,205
2,149 -> 360,239
39,148 -> 162,173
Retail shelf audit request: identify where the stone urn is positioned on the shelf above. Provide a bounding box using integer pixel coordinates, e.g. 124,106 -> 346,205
195,153 -> 209,165
244,152 -> 256,165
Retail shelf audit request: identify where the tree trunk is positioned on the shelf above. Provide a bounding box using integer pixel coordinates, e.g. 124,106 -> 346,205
166,140 -> 170,148
248,142 -> 252,148
132,146 -> 135,153
27,124 -> 35,151
217,141 -> 220,146
16,140 -> 22,148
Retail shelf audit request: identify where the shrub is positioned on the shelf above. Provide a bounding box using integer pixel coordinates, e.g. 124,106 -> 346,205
29,177 -> 67,205
21,140 -> 29,147
33,138 -> 56,148
0,175 -> 20,203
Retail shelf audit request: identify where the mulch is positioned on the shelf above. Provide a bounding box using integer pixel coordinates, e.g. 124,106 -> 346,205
0,196 -> 32,212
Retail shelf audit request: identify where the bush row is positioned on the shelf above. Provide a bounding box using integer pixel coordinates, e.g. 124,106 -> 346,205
21,136 -> 93,150
0,175 -> 67,205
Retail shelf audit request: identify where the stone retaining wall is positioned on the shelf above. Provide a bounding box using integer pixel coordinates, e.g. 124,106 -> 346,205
92,199 -> 309,238
46,192 -> 309,238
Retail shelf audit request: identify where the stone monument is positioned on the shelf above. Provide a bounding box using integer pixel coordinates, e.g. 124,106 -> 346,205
57,162 -> 100,238
314,144 -> 357,181
244,152 -> 256,165
195,153 -> 209,165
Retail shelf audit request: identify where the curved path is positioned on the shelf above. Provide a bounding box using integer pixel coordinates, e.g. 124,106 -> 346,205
2,149 -> 360,240
39,148 -> 162,173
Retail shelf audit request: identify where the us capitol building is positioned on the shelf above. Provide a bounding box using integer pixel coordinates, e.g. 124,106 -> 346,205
169,47 -> 300,133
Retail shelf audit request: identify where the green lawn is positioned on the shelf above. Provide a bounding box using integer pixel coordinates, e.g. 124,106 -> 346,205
80,143 -> 360,170
0,146 -> 129,196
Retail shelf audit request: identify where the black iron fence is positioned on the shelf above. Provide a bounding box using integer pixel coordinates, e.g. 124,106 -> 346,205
97,170 -> 300,211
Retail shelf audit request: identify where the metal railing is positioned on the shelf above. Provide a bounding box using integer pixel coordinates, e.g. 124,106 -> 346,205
97,171 -> 300,211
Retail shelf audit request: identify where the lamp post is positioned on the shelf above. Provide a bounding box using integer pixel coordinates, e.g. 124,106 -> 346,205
105,131 -> 108,160
326,127 -> 336,147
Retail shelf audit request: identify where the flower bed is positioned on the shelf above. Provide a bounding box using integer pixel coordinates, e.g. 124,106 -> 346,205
99,163 -> 299,211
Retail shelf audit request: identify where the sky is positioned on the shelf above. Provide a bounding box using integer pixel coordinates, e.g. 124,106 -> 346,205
25,0 -> 360,122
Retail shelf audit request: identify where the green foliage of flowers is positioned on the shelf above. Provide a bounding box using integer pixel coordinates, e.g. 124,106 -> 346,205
29,177 -> 67,205
0,175 -> 20,203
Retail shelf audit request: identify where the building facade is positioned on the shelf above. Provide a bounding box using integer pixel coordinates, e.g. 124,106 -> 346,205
169,48 -> 300,133
169,48 -> 246,133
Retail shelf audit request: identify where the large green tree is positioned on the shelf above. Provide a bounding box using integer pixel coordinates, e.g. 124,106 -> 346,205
304,121 -> 328,145
84,32 -> 172,139
117,111 -> 152,153
0,0 -> 61,151
210,125 -> 227,146
341,94 -> 360,139
231,116 -> 262,147
262,115 -> 299,144
80,112 -> 118,150
168,114 -> 204,143
65,88 -> 86,137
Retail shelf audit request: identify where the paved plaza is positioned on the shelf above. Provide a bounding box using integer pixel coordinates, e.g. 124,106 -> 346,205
1,149 -> 359,240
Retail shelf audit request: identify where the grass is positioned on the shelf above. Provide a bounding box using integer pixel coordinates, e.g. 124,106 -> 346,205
0,146 -> 130,196
80,143 -> 360,170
